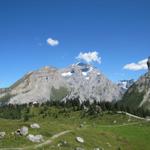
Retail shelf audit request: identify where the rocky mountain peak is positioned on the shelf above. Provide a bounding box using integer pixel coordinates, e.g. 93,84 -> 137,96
117,79 -> 134,91
0,63 -> 122,105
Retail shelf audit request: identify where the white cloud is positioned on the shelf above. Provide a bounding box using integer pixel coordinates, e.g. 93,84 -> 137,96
76,51 -> 101,64
47,38 -> 59,46
123,58 -> 148,71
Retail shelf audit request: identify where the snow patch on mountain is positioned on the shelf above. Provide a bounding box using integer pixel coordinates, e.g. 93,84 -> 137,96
82,72 -> 88,76
85,77 -> 90,80
117,79 -> 134,91
61,72 -> 73,77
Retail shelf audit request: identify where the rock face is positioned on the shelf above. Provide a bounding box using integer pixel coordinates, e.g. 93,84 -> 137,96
0,63 -> 122,105
27,134 -> 44,143
121,71 -> 150,110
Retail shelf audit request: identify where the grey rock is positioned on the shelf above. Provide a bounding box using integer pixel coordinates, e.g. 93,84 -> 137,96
113,120 -> 117,124
27,134 -> 44,143
0,132 -> 5,139
76,136 -> 84,143
75,147 -> 85,150
20,126 -> 28,136
30,123 -> 40,129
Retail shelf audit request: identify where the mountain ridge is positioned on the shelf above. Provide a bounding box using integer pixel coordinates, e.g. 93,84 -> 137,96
0,63 -> 122,105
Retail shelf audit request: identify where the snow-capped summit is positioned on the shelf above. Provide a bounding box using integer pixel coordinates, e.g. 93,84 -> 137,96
117,79 -> 134,91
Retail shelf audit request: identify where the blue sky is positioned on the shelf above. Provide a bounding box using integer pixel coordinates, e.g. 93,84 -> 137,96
0,0 -> 150,87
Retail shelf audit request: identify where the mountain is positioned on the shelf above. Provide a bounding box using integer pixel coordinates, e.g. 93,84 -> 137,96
0,63 -> 122,105
117,79 -> 134,92
121,57 -> 150,110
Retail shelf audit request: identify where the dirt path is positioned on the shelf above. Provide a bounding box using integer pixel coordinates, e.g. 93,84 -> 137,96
0,130 -> 71,150
117,111 -> 150,121
98,122 -> 141,128
34,130 -> 71,149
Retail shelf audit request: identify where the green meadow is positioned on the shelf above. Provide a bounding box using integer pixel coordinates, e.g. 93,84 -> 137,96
0,107 -> 150,150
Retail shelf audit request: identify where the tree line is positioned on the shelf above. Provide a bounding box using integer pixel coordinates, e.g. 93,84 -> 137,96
0,98 -> 150,120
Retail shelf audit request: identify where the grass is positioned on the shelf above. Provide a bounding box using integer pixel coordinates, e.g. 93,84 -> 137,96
0,107 -> 150,150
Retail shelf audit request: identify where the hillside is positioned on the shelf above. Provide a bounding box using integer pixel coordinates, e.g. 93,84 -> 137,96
121,70 -> 150,111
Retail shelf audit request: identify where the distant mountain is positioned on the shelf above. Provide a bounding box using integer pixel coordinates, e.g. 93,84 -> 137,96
0,63 -> 122,105
117,79 -> 134,92
121,57 -> 150,110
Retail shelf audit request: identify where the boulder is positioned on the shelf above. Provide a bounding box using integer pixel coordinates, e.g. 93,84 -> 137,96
0,132 -> 5,139
76,136 -> 84,143
20,126 -> 28,136
30,123 -> 40,129
27,134 -> 44,143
